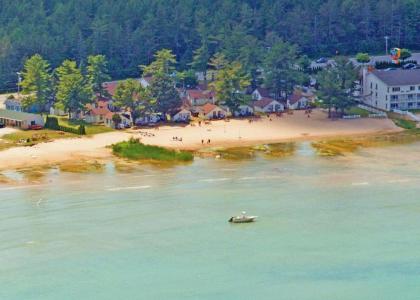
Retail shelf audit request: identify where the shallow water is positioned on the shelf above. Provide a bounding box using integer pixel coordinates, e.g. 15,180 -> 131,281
1,143 -> 420,299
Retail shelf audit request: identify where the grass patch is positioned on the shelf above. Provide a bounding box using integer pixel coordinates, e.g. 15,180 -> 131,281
393,119 -> 417,130
0,129 -> 77,152
112,138 -> 194,162
53,116 -> 114,135
344,106 -> 370,117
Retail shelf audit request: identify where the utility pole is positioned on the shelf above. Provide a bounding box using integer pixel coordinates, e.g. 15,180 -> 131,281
384,36 -> 390,55
16,72 -> 22,99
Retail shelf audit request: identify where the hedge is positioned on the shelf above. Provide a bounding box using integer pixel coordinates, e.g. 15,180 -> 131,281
45,116 -> 86,135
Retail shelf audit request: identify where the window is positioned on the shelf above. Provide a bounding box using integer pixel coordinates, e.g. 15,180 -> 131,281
375,84 -> 378,90
370,82 -> 373,88
386,95 -> 388,100
408,94 -> 414,100
410,86 -> 415,91
408,102 -> 414,108
391,103 -> 398,109
391,95 -> 399,101
392,87 -> 400,92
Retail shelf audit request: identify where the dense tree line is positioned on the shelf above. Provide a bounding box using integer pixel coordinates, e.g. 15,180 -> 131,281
0,0 -> 419,91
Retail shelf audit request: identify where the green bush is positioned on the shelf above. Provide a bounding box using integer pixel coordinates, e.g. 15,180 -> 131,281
45,116 -> 86,135
112,138 -> 194,162
356,53 -> 370,63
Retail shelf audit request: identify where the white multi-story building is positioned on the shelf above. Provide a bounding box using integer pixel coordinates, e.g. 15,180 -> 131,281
362,68 -> 420,111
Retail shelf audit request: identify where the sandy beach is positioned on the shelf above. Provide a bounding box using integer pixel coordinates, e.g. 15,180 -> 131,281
0,110 -> 402,170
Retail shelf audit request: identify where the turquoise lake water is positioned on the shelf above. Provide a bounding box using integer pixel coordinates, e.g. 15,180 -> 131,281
1,142 -> 420,299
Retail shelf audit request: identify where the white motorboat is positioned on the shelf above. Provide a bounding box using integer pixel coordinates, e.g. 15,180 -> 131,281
228,211 -> 257,223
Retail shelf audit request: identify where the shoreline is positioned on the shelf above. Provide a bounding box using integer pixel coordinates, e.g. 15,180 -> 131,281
0,110 -> 404,171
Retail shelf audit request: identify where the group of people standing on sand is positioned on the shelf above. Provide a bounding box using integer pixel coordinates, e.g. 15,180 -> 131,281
201,139 -> 211,145
172,136 -> 183,142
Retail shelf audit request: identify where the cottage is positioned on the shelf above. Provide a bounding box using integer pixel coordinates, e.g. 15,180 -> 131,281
186,89 -> 216,106
135,113 -> 163,126
252,88 -> 272,101
0,109 -> 44,129
234,104 -> 254,117
199,103 -> 227,119
253,98 -> 284,113
288,92 -> 311,110
170,108 -> 192,123
84,101 -> 113,124
140,76 -> 153,88
5,98 -> 23,112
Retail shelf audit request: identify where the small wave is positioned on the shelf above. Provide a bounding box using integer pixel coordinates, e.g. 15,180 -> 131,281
351,182 -> 370,186
0,184 -> 43,191
387,179 -> 411,183
239,176 -> 258,181
239,175 -> 283,181
199,178 -> 230,182
107,185 -> 151,191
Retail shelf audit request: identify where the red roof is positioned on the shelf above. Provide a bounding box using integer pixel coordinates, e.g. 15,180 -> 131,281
288,92 -> 306,105
187,89 -> 214,100
202,103 -> 219,115
103,81 -> 119,96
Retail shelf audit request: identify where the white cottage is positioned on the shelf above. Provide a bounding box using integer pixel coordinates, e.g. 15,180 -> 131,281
199,103 -> 227,119
170,108 -> 192,123
234,104 -> 254,117
253,98 -> 284,113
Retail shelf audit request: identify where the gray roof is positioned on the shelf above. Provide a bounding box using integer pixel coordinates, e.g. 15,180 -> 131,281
371,69 -> 420,86
0,109 -> 42,121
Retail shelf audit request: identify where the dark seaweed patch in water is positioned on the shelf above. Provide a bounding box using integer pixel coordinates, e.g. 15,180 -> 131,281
312,130 -> 420,156
215,142 -> 296,160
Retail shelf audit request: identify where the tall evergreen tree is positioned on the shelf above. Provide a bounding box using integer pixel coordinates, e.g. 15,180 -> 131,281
55,60 -> 91,117
211,61 -> 250,112
142,49 -> 181,113
87,54 -> 111,97
20,54 -> 52,112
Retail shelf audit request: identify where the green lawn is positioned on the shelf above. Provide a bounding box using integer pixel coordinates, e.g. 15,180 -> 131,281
52,116 -> 114,135
344,106 -> 370,117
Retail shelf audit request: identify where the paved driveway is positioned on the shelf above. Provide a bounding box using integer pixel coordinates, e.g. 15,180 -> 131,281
0,127 -> 18,137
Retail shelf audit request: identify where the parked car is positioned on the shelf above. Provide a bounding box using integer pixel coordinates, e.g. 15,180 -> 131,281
384,68 -> 397,71
402,63 -> 418,70
29,124 -> 43,130
316,57 -> 328,64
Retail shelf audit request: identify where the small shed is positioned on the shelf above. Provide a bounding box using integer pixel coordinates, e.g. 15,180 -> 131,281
0,109 -> 44,129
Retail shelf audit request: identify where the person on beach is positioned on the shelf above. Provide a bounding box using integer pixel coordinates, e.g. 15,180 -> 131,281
207,139 -> 211,144
201,139 -> 204,145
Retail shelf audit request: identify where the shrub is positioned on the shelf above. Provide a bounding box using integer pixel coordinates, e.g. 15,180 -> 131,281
356,53 -> 370,63
45,116 -> 86,135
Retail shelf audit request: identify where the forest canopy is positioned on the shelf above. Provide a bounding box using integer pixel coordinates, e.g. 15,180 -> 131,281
0,0 -> 419,91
